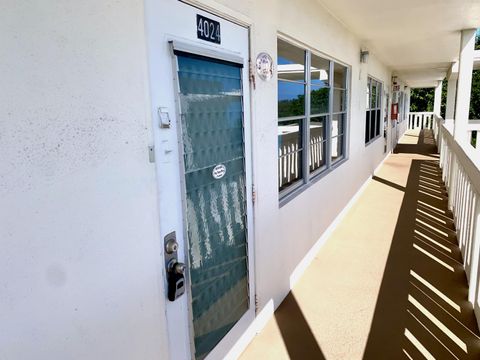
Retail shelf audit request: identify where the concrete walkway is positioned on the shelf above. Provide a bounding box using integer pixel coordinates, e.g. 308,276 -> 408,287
240,130 -> 480,359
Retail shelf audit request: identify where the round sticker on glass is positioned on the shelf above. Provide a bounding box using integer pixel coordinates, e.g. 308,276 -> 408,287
212,164 -> 226,179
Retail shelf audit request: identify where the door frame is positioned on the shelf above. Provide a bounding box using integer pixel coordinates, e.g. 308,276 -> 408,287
144,1 -> 256,358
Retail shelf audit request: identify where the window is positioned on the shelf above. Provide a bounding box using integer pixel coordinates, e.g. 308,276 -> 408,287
278,38 -> 349,199
365,77 -> 382,144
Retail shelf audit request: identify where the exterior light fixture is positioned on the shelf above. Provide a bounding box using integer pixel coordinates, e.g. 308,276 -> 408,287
360,50 -> 369,63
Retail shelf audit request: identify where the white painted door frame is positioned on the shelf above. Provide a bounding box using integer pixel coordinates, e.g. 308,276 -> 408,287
144,0 -> 255,358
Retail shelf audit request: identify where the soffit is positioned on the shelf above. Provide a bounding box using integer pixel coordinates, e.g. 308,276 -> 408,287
316,0 -> 480,87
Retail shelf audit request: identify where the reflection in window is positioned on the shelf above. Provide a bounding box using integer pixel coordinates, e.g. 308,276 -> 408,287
310,86 -> 329,115
332,113 -> 345,163
309,116 -> 326,173
333,89 -> 346,113
332,113 -> 344,136
278,119 -> 304,191
334,63 -> 347,88
332,134 -> 343,163
365,77 -> 382,144
278,81 -> 305,117
371,83 -> 377,108
277,39 -> 305,82
311,54 -> 329,87
277,38 -> 350,199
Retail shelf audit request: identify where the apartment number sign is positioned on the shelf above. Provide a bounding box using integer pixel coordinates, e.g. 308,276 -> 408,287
196,14 -> 221,44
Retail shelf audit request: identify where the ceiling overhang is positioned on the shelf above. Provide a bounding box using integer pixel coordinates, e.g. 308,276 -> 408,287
316,0 -> 480,87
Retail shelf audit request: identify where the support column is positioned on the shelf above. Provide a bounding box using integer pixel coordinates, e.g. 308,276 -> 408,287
406,87 -> 411,117
434,80 -> 443,117
445,62 -> 459,120
454,29 -> 476,144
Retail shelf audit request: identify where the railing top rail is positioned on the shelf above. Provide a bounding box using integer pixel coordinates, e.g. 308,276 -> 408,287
467,120 -> 480,131
438,117 -> 480,195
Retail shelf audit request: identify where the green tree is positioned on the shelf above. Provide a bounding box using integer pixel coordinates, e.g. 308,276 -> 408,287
410,88 -> 434,112
471,70 -> 480,119
441,80 -> 447,118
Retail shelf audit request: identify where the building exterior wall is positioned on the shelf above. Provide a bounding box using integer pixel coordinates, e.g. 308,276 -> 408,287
0,1 -> 170,359
0,0 -> 401,359
221,0 -> 394,311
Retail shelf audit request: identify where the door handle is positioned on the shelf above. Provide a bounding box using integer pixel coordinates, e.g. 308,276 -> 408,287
164,232 -> 186,302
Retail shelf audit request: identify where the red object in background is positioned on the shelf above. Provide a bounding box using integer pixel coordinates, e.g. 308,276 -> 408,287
391,103 -> 398,120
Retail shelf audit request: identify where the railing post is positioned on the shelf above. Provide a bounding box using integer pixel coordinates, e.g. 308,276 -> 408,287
448,152 -> 457,211
454,29 -> 476,145
469,196 -> 480,304
445,62 -> 459,120
434,81 -> 443,117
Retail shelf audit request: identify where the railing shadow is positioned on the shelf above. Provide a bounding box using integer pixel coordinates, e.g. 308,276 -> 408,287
274,292 -> 326,359
363,130 -> 480,359
393,128 -> 438,156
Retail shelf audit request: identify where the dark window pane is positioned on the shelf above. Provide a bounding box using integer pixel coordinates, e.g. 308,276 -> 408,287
365,111 -> 370,143
278,81 -> 305,117
334,63 -> 347,88
309,116 -> 326,173
311,54 -> 329,87
331,135 -> 343,162
278,119 -> 303,191
370,109 -> 376,140
332,113 -> 345,137
278,39 -> 305,82
375,109 -> 381,136
310,85 -> 329,114
333,89 -> 346,113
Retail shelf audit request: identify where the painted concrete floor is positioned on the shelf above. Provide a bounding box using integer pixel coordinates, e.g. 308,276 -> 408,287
240,129 -> 480,360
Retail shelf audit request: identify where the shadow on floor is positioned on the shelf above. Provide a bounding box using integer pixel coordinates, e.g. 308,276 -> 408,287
363,129 -> 480,359
393,128 -> 439,157
274,293 -> 326,359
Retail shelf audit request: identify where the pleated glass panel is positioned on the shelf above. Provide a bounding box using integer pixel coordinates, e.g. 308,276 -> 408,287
177,53 -> 249,360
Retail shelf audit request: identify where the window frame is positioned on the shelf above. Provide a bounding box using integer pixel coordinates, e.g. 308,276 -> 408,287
365,76 -> 383,146
277,37 -> 351,204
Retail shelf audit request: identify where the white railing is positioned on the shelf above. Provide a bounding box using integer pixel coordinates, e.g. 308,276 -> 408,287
278,127 -> 325,189
408,112 -> 435,130
435,115 -> 480,328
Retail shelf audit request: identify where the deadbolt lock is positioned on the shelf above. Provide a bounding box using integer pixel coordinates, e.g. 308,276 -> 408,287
165,239 -> 178,254
167,261 -> 186,301
164,231 -> 186,302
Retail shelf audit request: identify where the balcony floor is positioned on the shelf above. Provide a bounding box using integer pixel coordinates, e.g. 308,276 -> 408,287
241,129 -> 480,360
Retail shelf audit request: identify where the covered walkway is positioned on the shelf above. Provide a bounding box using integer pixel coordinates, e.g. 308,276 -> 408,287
241,130 -> 480,359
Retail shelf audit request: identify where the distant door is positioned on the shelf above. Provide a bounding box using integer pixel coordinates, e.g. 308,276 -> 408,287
384,92 -> 389,153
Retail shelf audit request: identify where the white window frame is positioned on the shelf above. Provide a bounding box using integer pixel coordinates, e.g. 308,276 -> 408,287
365,76 -> 383,145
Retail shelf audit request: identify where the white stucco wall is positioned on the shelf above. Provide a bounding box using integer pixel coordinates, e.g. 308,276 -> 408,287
0,1 -> 169,359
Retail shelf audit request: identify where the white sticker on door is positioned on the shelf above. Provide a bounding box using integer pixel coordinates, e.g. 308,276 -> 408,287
212,164 -> 226,179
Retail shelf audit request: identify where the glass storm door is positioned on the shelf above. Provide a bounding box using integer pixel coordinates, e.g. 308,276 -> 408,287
175,52 -> 249,360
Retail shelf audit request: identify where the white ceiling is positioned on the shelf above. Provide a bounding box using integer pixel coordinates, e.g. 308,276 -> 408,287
317,0 -> 480,87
